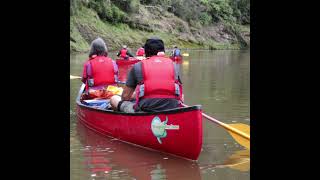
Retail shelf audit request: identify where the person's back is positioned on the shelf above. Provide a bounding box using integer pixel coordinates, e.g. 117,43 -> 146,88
172,46 -> 181,57
82,38 -> 118,92
110,38 -> 183,113
131,56 -> 181,111
117,45 -> 134,60
120,48 -> 127,58
86,56 -> 116,86
136,47 -> 145,56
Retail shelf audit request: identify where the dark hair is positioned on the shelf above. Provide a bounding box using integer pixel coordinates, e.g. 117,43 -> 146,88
89,37 -> 108,57
144,38 -> 165,57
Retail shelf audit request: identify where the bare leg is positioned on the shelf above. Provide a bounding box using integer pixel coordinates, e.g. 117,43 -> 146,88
110,95 -> 122,111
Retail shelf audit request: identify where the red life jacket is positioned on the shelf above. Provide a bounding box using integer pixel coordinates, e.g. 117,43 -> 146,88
135,56 -> 182,103
89,56 -> 116,87
120,48 -> 127,58
136,48 -> 145,56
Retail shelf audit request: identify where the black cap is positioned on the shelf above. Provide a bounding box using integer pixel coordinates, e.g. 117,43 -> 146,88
144,38 -> 165,57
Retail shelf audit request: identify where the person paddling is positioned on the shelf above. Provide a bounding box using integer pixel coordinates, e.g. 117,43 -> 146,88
117,45 -> 134,60
110,38 -> 183,113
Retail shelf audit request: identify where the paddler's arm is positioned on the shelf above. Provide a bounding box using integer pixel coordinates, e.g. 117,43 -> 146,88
127,50 -> 134,57
121,85 -> 135,101
120,62 -> 140,101
81,62 -> 91,84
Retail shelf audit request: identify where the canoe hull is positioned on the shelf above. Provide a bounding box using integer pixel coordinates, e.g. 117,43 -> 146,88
76,103 -> 203,160
170,56 -> 183,63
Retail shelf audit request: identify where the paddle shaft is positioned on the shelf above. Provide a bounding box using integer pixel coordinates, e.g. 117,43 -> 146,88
182,103 -> 250,140
201,112 -> 250,140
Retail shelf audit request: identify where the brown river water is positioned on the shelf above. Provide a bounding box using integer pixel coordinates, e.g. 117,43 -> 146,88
70,50 -> 250,180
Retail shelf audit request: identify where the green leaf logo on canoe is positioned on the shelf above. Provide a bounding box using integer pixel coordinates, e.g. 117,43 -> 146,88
151,116 -> 179,144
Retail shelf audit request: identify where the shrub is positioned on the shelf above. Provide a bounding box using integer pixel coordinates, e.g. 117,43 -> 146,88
88,0 -> 127,24
199,12 -> 212,25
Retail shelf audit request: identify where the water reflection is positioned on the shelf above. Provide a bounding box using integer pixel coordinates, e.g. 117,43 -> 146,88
200,149 -> 250,172
76,121 -> 249,180
76,122 -> 202,180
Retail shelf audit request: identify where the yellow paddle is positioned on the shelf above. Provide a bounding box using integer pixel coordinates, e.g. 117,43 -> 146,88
70,75 -> 82,79
182,53 -> 189,57
182,103 -> 250,149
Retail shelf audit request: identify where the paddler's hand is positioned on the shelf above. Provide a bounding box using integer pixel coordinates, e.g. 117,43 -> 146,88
130,92 -> 136,100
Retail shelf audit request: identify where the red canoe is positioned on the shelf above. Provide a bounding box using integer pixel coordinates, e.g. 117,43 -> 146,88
76,84 -> 203,160
115,57 -> 140,62
116,59 -> 140,82
170,56 -> 183,63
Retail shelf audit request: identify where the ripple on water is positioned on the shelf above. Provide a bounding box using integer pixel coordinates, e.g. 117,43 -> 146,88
70,110 -> 76,116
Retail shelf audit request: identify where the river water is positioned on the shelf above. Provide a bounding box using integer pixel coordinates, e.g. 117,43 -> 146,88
70,50 -> 250,180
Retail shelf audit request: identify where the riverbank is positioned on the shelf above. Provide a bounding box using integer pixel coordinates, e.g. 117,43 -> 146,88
70,5 -> 250,53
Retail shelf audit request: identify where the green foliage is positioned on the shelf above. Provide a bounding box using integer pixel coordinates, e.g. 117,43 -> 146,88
70,0 -> 80,16
223,21 -> 248,48
111,0 -> 140,13
70,16 -> 90,51
199,0 -> 250,24
141,0 -> 171,6
111,5 -> 127,22
199,12 -> 212,25
88,0 -> 127,24
201,0 -> 235,23
230,0 -> 250,24
70,0 -> 250,51
73,0 -> 249,26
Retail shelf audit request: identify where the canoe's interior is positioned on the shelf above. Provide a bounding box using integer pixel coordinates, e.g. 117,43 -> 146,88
76,84 -> 201,115
77,100 -> 201,115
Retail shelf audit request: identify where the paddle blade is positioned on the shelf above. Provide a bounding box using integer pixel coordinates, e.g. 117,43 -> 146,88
221,149 -> 250,172
182,53 -> 189,56
70,75 -> 81,79
227,123 -> 250,149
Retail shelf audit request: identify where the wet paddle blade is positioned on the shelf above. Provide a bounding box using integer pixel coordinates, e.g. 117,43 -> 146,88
182,53 -> 189,56
227,124 -> 250,149
70,75 -> 81,79
182,103 -> 250,150
221,149 -> 250,171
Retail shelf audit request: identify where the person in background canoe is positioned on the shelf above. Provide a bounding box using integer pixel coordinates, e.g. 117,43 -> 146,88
171,45 -> 181,57
81,37 -> 119,95
117,45 -> 134,60
135,45 -> 146,60
136,46 -> 145,56
110,38 -> 183,113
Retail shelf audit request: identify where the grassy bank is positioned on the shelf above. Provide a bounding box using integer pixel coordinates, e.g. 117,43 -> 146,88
70,6 -> 249,53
